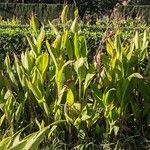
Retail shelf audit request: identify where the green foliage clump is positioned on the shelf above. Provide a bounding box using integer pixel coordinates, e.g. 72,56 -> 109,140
0,6 -> 150,149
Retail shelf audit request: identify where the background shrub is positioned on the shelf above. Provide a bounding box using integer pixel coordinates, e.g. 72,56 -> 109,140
0,3 -> 75,23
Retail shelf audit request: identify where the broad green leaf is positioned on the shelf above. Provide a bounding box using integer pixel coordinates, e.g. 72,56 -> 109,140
71,17 -> 79,33
74,7 -> 79,18
57,85 -> 68,107
28,81 -> 43,100
8,127 -> 29,150
0,137 -> 12,150
62,31 -> 73,59
106,38 -> 114,56
92,87 -> 104,108
142,30 -> 148,50
111,56 -> 117,71
52,36 -> 62,55
48,21 -> 60,36
24,127 -> 49,150
4,95 -> 15,120
21,50 -> 34,73
74,33 -> 80,59
127,42 -> 134,61
83,73 -> 95,96
12,133 -> 21,148
66,36 -> 74,60
33,36 -> 37,45
81,114 -> 90,121
10,137 -> 33,150
117,78 -> 130,105
9,123 -> 61,150
81,107 -> 90,121
5,55 -> 18,86
48,125 -> 57,138
90,113 -> 100,126
30,13 -> 38,33
61,5 -> 69,24
0,114 -> 5,127
26,36 -> 37,56
134,31 -> 139,50
36,26 -> 45,54
74,57 -> 84,74
15,103 -> 23,122
43,102 -> 50,117
140,31 -> 148,61
8,71 -> 18,86
128,73 -> 143,80
4,54 -> 11,69
74,57 -> 87,87
74,117 -> 81,129
40,120 -> 45,129
79,35 -> 87,57
103,88 -> 116,106
64,111 -> 74,124
14,59 -> 27,87
66,89 -> 74,106
35,119 -> 45,130
36,53 -> 49,76
114,33 -> 122,53
55,60 -> 73,94
4,89 -> 12,99
46,40 -> 58,70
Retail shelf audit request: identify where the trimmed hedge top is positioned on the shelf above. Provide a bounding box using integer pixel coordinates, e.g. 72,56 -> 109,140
0,3 -> 75,23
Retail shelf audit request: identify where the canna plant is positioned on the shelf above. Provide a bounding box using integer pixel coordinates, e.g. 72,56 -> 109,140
0,5 -> 150,149
0,6 -> 100,148
92,29 -> 149,137
46,5 -> 99,130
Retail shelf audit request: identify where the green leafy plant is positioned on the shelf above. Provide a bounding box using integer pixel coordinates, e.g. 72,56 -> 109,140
0,5 -> 150,149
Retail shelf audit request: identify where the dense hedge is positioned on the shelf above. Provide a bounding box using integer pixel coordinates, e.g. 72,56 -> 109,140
0,3 -> 75,23
120,5 -> 150,23
0,24 -> 149,63
0,3 -> 150,23
0,27 -> 101,60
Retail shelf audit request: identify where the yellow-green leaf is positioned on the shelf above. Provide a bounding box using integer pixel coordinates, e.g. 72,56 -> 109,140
36,26 -> 45,54
66,89 -> 74,106
106,38 -> 114,56
36,53 -> 49,76
71,17 -> 79,33
61,5 -> 69,24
